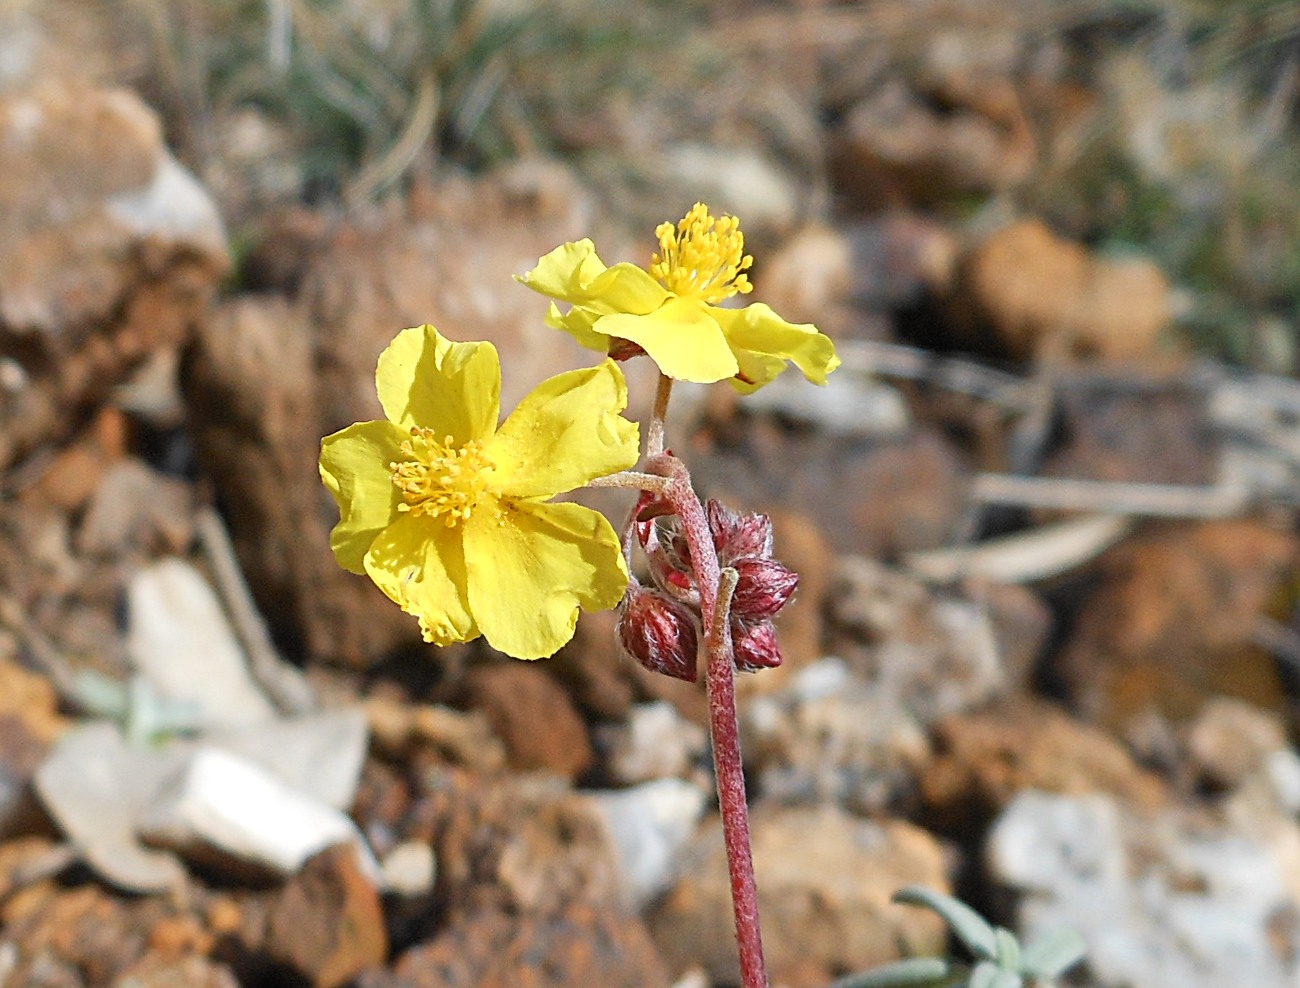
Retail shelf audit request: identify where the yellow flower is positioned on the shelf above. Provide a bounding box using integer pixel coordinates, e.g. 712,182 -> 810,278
518,202 -> 841,392
319,324 -> 640,660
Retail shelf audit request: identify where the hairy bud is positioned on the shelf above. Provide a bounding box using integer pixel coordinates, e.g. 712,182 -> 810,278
707,500 -> 774,562
732,620 -> 783,672
731,558 -> 798,621
617,583 -> 699,682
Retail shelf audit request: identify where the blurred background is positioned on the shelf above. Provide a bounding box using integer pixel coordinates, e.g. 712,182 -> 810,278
4,1 -> 1300,987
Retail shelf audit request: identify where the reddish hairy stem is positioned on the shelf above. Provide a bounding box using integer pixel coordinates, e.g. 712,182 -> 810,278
656,456 -> 769,988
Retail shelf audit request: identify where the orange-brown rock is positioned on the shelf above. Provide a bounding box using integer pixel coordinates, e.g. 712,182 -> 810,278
460,662 -> 593,778
949,219 -> 1172,362
389,901 -> 670,988
650,806 -> 948,988
1054,520 -> 1298,732
0,81 -> 227,471
921,695 -> 1169,833
265,844 -> 388,988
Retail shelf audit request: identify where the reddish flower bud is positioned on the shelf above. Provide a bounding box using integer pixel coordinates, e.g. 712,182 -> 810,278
731,620 -> 783,672
706,499 -> 774,562
731,558 -> 799,621
617,584 -> 699,682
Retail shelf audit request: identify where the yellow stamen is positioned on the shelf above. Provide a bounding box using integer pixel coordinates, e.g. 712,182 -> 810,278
649,202 -> 754,304
390,429 -> 494,526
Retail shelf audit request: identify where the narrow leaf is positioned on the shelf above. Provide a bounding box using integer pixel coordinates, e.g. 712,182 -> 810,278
829,957 -> 955,988
1021,927 -> 1088,979
968,960 -> 1022,988
893,886 -> 998,960
993,928 -> 1021,972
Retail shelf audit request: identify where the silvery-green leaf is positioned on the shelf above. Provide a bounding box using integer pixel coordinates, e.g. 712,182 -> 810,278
829,957 -> 955,988
993,928 -> 1021,972
1020,927 -> 1087,979
968,960 -> 1022,988
893,887 -> 998,960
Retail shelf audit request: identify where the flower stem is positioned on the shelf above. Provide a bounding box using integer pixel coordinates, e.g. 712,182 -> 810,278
657,457 -> 769,988
647,373 -> 674,457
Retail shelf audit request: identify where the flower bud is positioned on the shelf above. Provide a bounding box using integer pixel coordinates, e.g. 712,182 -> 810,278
731,620 -> 783,672
617,584 -> 699,682
706,499 -> 773,562
731,558 -> 799,621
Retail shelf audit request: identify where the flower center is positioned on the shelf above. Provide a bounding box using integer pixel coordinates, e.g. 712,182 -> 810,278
390,429 -> 495,526
649,202 -> 754,304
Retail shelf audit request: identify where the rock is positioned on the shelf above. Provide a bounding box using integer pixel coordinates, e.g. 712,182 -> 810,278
988,789 -> 1300,988
742,657 -> 929,813
947,219 -> 1173,362
136,747 -> 373,881
597,701 -> 707,786
0,81 -> 227,471
459,663 -> 593,779
738,364 -> 911,440
206,708 -> 370,811
421,773 -> 622,921
588,779 -> 709,911
0,711 -> 53,839
364,696 -> 507,774
1,877 -> 175,985
661,144 -> 799,235
111,954 -> 240,988
125,558 -> 277,730
388,901 -> 670,988
380,840 -> 437,897
1043,381 -> 1217,487
27,408 -> 127,513
265,844 -> 388,988
76,459 -> 193,557
696,422 -> 968,561
34,722 -> 188,893
921,696 -> 1168,833
826,558 -> 1015,722
1054,520 -> 1297,733
831,70 -> 1035,208
0,655 -> 66,745
650,805 -> 949,987
186,294 -> 419,667
1184,697 -> 1289,791
755,224 -> 855,334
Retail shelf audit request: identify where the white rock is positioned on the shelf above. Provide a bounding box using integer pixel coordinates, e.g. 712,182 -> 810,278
137,746 -> 373,879
662,144 -> 799,233
601,702 -> 707,786
207,708 -> 369,811
743,371 -> 911,437
126,558 -> 276,729
589,779 -> 708,910
34,722 -> 187,893
381,840 -> 437,897
108,153 -> 227,257
988,789 -> 1300,988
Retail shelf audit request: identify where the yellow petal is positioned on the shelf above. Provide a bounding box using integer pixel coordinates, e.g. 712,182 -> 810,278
363,513 -> 478,646
463,500 -> 628,660
320,420 -> 407,573
516,239 -> 610,302
714,303 -> 841,388
546,302 -> 611,353
376,324 -> 501,442
596,298 -> 739,383
489,360 -> 640,499
727,347 -> 789,396
583,262 -> 672,314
